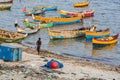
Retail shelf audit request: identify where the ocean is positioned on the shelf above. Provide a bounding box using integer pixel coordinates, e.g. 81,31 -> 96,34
0,0 -> 120,66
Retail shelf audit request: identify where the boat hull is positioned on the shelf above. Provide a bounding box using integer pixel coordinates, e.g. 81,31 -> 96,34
45,6 -> 57,11
0,37 -> 26,43
86,34 -> 110,40
24,22 -> 54,28
0,3 -> 12,10
93,43 -> 117,47
85,28 -> 110,41
53,19 -> 81,25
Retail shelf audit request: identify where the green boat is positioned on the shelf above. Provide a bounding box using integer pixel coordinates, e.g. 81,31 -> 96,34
23,19 -> 54,29
0,29 -> 27,43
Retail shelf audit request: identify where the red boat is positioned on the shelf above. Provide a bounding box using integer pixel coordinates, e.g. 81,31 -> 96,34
59,10 -> 94,18
83,10 -> 94,17
0,0 -> 13,4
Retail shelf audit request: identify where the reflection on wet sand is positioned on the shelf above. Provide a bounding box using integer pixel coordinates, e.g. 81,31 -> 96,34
92,44 -> 117,57
84,41 -> 92,49
48,37 -> 85,47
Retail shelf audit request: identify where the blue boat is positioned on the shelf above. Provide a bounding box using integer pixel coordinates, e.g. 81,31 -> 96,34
45,6 -> 57,11
85,28 -> 110,41
33,6 -> 57,11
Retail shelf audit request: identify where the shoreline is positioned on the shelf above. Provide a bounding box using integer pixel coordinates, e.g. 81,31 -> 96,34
0,43 -> 120,80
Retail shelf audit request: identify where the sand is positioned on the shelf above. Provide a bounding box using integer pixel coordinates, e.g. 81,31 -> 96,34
0,43 -> 120,80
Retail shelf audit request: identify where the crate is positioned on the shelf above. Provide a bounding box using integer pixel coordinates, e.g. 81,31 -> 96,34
0,44 -> 22,61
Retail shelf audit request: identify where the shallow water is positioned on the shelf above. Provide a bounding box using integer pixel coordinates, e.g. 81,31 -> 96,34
0,0 -> 120,66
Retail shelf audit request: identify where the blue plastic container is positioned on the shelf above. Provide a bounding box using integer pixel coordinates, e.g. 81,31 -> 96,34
0,44 -> 22,61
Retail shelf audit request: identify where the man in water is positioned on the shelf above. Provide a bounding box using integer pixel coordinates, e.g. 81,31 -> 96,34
36,38 -> 41,55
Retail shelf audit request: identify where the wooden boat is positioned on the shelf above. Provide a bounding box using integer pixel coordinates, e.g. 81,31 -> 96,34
84,10 -> 94,17
0,0 -> 13,4
32,15 -> 83,25
0,0 -> 13,10
33,6 -> 57,11
23,19 -> 54,28
85,28 -> 110,40
48,25 -> 96,39
22,6 -> 45,16
74,0 -> 89,7
0,28 -> 27,43
92,34 -> 119,47
59,10 -> 94,18
14,22 -> 39,34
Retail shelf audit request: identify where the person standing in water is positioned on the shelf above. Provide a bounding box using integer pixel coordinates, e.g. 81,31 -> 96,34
36,38 -> 41,55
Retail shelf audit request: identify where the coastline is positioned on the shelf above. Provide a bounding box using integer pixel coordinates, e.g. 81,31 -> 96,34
0,43 -> 120,80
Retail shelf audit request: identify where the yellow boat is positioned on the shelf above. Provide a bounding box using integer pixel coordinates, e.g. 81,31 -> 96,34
85,28 -> 110,40
92,34 -> 119,47
32,14 -> 83,23
74,0 -> 89,7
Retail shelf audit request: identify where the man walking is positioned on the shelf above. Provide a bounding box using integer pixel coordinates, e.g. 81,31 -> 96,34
36,38 -> 41,55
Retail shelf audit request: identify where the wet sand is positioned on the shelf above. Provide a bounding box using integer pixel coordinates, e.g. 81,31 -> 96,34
0,43 -> 120,80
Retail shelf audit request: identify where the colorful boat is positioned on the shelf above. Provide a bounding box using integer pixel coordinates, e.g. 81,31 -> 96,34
85,28 -> 110,40
92,34 -> 119,47
0,0 -> 13,10
14,22 -> 39,34
74,0 -> 89,7
0,28 -> 27,43
22,6 -> 45,16
84,10 -> 94,17
0,0 -> 13,4
48,25 -> 96,39
23,19 -> 54,28
32,15 -> 83,25
33,6 -> 57,11
59,10 -> 94,18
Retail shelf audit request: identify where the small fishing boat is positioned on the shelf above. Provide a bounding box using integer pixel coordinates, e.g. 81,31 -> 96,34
22,6 -> 45,16
84,10 -> 94,17
23,19 -> 54,28
14,22 -> 39,34
32,14 -> 83,25
0,0 -> 13,10
0,28 -> 27,43
45,6 -> 57,11
74,0 -> 89,7
0,0 -> 13,4
48,25 -> 96,39
59,10 -> 94,18
92,34 -> 119,47
33,6 -> 57,11
85,28 -> 110,40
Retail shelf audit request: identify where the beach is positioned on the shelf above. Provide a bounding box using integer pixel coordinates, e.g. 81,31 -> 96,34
0,43 -> 120,80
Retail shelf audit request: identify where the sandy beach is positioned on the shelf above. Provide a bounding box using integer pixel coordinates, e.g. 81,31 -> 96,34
0,43 -> 120,80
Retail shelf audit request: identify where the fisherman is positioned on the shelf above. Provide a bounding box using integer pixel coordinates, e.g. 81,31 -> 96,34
14,20 -> 20,28
36,38 -> 42,55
